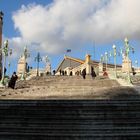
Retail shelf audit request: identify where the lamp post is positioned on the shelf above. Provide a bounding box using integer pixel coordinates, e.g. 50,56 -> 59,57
124,37 -> 132,83
135,60 -> 138,70
100,54 -> 104,64
20,46 -> 30,80
100,54 -> 104,73
8,49 -> 12,77
45,55 -> 50,68
45,55 -> 51,75
45,55 -> 50,64
112,44 -> 117,78
105,52 -> 108,71
35,52 -> 42,76
0,40 -> 9,85
8,62 -> 10,76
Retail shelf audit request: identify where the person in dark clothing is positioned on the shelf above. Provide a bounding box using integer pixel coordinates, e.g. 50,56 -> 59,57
70,71 -> 73,76
53,70 -> 56,75
27,65 -> 30,73
133,71 -> 136,76
64,71 -> 67,75
4,67 -> 7,76
91,68 -> 96,79
82,69 -> 86,79
59,69 -> 62,75
62,70 -> 64,76
8,72 -> 18,89
132,68 -> 136,76
103,71 -> 108,77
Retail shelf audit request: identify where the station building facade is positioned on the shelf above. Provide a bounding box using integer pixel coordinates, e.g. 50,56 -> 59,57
55,54 -> 122,76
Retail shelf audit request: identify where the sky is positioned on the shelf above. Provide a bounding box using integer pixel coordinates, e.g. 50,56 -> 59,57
0,0 -> 140,75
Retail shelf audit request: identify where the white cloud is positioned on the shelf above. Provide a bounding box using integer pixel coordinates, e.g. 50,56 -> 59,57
8,37 -> 27,59
11,0 -> 140,56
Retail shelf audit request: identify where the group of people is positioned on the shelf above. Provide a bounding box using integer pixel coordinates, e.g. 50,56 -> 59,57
57,67 -> 97,79
81,67 -> 109,79
59,69 -> 67,76
5,68 -> 108,88
82,68 -> 96,79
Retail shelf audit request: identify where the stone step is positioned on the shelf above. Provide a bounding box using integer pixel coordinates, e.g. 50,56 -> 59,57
0,99 -> 140,139
2,93 -> 139,100
1,99 -> 140,104
1,119 -> 140,125
0,135 -> 139,140
0,128 -> 140,135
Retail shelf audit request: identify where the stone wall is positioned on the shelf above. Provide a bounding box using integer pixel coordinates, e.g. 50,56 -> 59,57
0,12 -> 3,78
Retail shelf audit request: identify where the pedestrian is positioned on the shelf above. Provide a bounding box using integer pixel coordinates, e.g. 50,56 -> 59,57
82,69 -> 86,79
64,71 -> 67,75
53,70 -> 56,75
8,72 -> 18,89
91,68 -> 96,79
4,67 -> 7,76
103,70 -> 108,77
62,70 -> 64,76
70,71 -> 73,76
59,69 -> 62,75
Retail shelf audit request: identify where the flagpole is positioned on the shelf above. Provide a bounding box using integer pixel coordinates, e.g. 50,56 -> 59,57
66,49 -> 71,68
93,41 -> 95,60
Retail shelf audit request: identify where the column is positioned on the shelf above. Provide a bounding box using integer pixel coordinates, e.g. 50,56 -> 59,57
85,54 -> 91,75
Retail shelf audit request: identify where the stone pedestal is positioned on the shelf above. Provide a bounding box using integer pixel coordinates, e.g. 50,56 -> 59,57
122,57 -> 132,73
17,56 -> 26,76
99,63 -> 103,76
45,64 -> 51,74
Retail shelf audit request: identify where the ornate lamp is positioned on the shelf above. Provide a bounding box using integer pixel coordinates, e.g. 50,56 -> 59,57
105,52 -> 108,70
0,40 -> 9,85
112,44 -> 117,78
35,52 -> 42,76
20,46 -> 30,80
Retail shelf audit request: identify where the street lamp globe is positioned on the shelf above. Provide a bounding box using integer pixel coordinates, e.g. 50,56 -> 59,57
112,44 -> 116,49
45,56 -> 49,62
9,49 -> 12,55
4,40 -> 8,47
135,60 -> 138,64
124,37 -> 129,44
100,54 -> 103,62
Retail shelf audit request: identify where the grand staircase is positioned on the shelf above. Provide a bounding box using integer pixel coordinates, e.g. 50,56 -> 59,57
0,76 -> 121,99
0,99 -> 140,140
0,76 -> 140,139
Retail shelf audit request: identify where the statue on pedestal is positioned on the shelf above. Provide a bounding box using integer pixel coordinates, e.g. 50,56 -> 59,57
122,38 -> 132,73
17,54 -> 26,76
45,55 -> 51,75
124,38 -> 130,58
45,63 -> 51,75
17,46 -> 30,79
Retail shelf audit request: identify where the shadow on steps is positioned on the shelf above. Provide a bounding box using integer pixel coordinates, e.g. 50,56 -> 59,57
0,91 -> 140,140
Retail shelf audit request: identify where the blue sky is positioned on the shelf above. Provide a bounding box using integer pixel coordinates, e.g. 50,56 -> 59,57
0,0 -> 140,75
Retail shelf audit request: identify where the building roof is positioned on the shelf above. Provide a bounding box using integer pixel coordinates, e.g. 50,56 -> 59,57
56,55 -> 84,72
64,55 -> 85,64
56,55 -> 122,72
